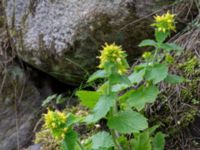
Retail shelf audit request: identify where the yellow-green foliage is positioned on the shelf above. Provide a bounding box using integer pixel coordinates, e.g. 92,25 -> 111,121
179,56 -> 200,103
180,56 -> 199,74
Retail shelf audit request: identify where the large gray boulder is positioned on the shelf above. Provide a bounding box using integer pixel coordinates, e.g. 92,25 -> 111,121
3,0 -> 173,84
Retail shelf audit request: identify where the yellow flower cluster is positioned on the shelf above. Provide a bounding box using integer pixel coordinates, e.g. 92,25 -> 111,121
152,12 -> 175,33
44,109 -> 68,141
98,43 -> 129,74
142,52 -> 152,60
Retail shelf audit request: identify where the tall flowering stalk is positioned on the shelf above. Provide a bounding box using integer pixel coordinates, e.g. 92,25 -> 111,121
41,11 -> 183,150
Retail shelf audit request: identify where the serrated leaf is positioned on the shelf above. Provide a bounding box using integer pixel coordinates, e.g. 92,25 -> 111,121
91,131 -> 114,149
132,131 -> 151,150
160,43 -> 183,52
107,110 -> 148,134
87,70 -> 107,82
144,64 -> 168,84
111,76 -> 131,92
85,94 -> 116,123
134,63 -> 148,71
164,74 -> 185,84
152,132 -> 165,150
126,86 -> 159,111
61,131 -> 77,150
128,68 -> 146,84
155,31 -> 168,43
66,114 -> 81,127
76,90 -> 102,109
111,83 -> 129,92
119,89 -> 135,103
139,39 -> 157,47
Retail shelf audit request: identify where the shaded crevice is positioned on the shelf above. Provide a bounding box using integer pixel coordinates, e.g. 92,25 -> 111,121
15,57 -> 77,97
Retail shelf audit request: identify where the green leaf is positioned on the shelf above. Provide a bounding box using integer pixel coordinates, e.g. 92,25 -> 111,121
85,94 -> 116,123
155,31 -> 169,43
132,131 -> 151,150
119,89 -> 135,104
99,75 -> 131,93
61,131 -> 77,150
56,94 -> 65,104
126,86 -> 159,111
164,74 -> 185,84
91,131 -> 114,149
160,43 -> 183,52
112,83 -> 129,92
128,68 -> 146,84
117,135 -> 131,150
107,110 -> 148,134
139,39 -> 157,47
87,70 -> 107,82
134,63 -> 148,72
66,114 -> 81,127
76,90 -> 102,109
144,64 -> 168,84
42,94 -> 57,107
152,132 -> 165,150
147,125 -> 160,135
97,82 -> 108,93
61,140 -> 68,150
111,76 -> 131,92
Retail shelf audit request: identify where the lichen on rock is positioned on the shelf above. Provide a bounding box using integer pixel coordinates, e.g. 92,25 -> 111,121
3,0 -> 174,84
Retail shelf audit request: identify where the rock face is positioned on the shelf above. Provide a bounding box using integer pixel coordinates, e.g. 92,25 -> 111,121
3,0 -> 173,84
0,63 -> 40,150
0,3 -> 42,149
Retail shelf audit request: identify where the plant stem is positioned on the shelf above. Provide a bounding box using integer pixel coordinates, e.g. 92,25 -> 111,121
111,130 -> 123,150
153,48 -> 159,63
107,76 -> 123,150
77,140 -> 85,150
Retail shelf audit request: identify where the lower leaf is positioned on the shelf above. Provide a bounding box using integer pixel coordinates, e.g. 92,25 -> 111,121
85,94 -> 116,123
107,110 -> 148,134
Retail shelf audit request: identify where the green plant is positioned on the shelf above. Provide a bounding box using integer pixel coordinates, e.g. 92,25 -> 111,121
42,12 -> 184,150
42,94 -> 65,108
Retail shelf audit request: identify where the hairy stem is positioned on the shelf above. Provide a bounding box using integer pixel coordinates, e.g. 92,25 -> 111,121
111,130 -> 123,150
108,76 -> 123,150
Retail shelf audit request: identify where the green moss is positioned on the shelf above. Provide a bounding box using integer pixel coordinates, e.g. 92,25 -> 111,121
178,56 -> 200,103
165,108 -> 198,135
179,56 -> 200,74
177,108 -> 198,128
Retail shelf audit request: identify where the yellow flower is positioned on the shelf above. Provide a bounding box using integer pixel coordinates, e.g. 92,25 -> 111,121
142,52 -> 152,60
165,54 -> 174,63
98,43 -> 129,74
63,127 -> 68,132
61,133 -> 65,139
44,109 -> 68,141
152,11 -> 176,33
